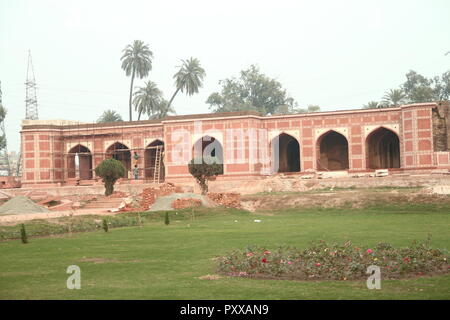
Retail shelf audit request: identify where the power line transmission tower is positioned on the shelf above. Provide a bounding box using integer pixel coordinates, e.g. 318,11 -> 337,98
25,50 -> 38,120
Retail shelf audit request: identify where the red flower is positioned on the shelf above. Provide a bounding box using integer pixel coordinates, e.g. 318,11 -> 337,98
366,249 -> 373,254
261,258 -> 268,263
315,263 -> 321,267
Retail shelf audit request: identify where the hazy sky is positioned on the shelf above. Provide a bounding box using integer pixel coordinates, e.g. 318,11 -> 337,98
1,0 -> 449,152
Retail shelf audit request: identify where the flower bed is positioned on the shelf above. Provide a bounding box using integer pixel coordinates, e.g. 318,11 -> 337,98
217,238 -> 449,280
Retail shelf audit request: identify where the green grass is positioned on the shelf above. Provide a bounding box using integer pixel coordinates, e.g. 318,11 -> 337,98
0,204 -> 449,300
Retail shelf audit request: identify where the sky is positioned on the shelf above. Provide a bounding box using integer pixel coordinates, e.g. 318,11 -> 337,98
1,0 -> 449,153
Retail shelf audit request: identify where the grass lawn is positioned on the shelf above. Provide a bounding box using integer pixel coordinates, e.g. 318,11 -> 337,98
0,204 -> 449,299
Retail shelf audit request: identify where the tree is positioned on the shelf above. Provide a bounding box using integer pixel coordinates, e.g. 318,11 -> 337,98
167,57 -> 206,110
188,157 -> 223,195
97,110 -> 123,123
432,71 -> 450,101
401,70 -> 434,103
206,65 -> 296,115
363,101 -> 383,109
94,159 -> 126,196
121,40 -> 153,121
381,89 -> 406,107
133,81 -> 163,120
148,99 -> 176,120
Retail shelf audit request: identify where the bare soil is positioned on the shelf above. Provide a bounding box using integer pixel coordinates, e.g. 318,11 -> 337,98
240,188 -> 450,211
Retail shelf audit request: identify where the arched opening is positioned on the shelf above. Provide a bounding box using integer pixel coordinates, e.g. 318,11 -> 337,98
106,142 -> 131,175
67,145 -> 93,179
317,131 -> 349,170
271,133 -> 300,173
366,127 -> 400,169
192,136 -> 224,173
144,140 -> 165,181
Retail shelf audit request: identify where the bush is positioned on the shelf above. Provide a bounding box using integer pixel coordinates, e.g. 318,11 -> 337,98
94,159 -> 126,196
164,212 -> 170,225
20,224 -> 28,244
102,219 -> 109,232
217,238 -> 449,280
188,157 -> 223,195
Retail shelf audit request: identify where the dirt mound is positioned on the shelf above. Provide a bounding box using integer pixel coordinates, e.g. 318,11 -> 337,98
207,193 -> 241,208
149,193 -> 216,211
0,196 -> 50,215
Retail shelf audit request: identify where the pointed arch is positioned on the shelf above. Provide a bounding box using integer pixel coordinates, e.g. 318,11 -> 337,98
144,139 -> 165,181
106,142 -> 131,173
192,135 -> 224,172
317,130 -> 349,170
366,127 -> 400,169
271,133 -> 300,173
67,144 -> 92,179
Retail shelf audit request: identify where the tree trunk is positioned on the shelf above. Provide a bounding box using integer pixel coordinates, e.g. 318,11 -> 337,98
128,69 -> 135,122
167,87 -> 181,109
105,180 -> 114,196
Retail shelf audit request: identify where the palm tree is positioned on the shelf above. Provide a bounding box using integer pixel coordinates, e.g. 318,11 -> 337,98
363,101 -> 382,109
121,40 -> 153,121
167,57 -> 206,110
133,81 -> 163,120
382,89 -> 406,107
97,110 -> 123,123
148,99 -> 176,120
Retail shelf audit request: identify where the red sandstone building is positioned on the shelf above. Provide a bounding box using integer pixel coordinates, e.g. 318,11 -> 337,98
19,102 -> 450,187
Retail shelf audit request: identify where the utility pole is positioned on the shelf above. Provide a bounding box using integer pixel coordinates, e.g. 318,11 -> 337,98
25,50 -> 38,120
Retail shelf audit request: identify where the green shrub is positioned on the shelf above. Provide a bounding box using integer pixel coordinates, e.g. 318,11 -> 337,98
102,219 -> 109,232
94,159 -> 126,196
188,157 -> 223,195
20,224 -> 28,244
164,212 -> 170,225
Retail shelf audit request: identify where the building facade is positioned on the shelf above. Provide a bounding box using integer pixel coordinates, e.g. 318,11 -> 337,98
19,102 -> 450,187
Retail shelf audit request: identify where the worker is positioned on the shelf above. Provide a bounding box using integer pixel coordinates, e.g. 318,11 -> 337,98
133,164 -> 139,180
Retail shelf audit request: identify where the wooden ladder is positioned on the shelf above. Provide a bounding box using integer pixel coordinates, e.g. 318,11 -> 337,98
153,146 -> 162,184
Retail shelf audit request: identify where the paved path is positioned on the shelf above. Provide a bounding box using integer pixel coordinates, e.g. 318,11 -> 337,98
0,208 -> 119,225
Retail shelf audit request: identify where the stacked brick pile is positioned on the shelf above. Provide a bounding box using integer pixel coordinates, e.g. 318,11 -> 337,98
139,182 -> 180,210
172,198 -> 202,209
207,193 -> 241,208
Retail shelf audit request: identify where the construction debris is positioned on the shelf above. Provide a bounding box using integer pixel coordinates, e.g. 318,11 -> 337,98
172,198 -> 202,209
0,196 -> 50,215
375,169 -> 389,177
207,193 -> 241,208
138,182 -> 182,210
149,193 -> 215,211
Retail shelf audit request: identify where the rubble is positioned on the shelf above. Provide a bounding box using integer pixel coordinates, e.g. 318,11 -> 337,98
207,193 -> 241,208
172,198 -> 202,209
138,182 -> 181,211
